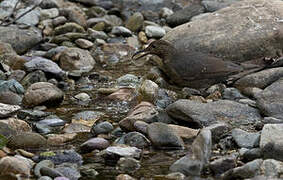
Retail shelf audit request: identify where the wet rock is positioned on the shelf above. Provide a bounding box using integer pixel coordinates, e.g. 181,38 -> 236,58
166,4 -> 205,27
88,28 -> 108,40
145,26 -> 166,39
209,155 -> 236,175
40,167 -> 64,178
33,150 -> 83,165
117,157 -> 140,173
0,103 -> 21,118
74,39 -> 93,49
7,132 -> 47,149
105,146 -> 142,159
170,129 -> 212,176
119,102 -> 158,131
24,56 -> 64,78
240,148 -> 262,162
23,82 -> 64,107
115,132 -> 150,149
260,124 -> 283,161
15,7 -> 41,26
221,159 -> 263,179
139,80 -> 159,103
37,117 -> 66,127
202,0 -> 242,12
111,26 -> 132,37
168,124 -> 199,140
0,25 -> 42,54
163,0 -> 283,62
34,160 -> 55,177
91,121 -> 114,135
46,133 -> 77,146
235,67 -> 283,90
125,12 -> 144,32
256,78 -> 283,119
17,109 -> 51,121
261,159 -> 283,178
62,123 -> 91,134
232,128 -> 260,148
166,99 -> 261,128
0,156 -> 31,176
54,23 -> 85,35
80,138 -> 110,153
40,8 -> 59,20
59,48 -> 96,74
55,163 -> 81,180
147,122 -> 184,150
117,74 -> 141,88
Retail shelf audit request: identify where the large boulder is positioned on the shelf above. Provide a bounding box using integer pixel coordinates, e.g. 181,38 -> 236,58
0,26 -> 42,54
163,0 -> 283,62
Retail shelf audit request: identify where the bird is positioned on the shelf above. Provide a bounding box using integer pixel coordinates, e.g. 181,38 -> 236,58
132,40 -> 265,89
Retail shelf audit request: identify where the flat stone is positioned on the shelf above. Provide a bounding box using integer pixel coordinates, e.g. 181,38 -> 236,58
115,132 -> 150,149
145,26 -> 166,38
232,128 -> 260,148
80,138 -> 110,153
7,132 -> 47,149
105,146 -> 141,159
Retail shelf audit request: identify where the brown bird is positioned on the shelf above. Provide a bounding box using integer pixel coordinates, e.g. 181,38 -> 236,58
132,40 -> 264,89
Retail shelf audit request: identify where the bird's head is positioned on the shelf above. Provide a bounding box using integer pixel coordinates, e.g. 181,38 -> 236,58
132,40 -> 174,60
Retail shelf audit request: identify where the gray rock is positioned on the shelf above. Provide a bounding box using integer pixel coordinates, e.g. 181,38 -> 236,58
34,160 -> 54,177
147,122 -> 184,150
170,155 -> 203,176
0,122 -> 16,138
235,67 -> 283,90
0,0 -> 18,19
125,12 -> 144,32
37,117 -> 66,127
240,148 -> 262,162
261,159 -> 283,178
221,159 -> 263,179
72,111 -> 104,122
260,124 -> 283,161
139,80 -> 159,103
222,87 -> 246,100
23,82 -> 64,107
62,123 -> 91,134
117,157 -> 140,173
206,123 -> 230,142
38,176 -> 53,180
192,128 -> 212,164
115,132 -> 150,149
59,7 -> 87,28
166,99 -> 261,128
59,48 -> 96,74
87,28 -> 108,40
105,146 -> 142,159
111,26 -> 132,37
15,7 -> 40,26
262,117 -> 283,124
202,0 -> 242,12
0,91 -> 22,105
91,121 -> 113,135
116,74 -> 140,88
145,26 -> 166,38
0,25 -> 42,54
55,164 -> 81,180
0,79 -> 25,95
0,102 -> 21,118
209,155 -> 236,175
160,7 -> 174,18
40,8 -> 59,20
7,132 -> 47,149
40,167 -> 63,178
40,0 -> 60,8
8,70 -> 26,82
256,78 -> 283,119
17,109 -> 51,121
80,138 -> 110,153
24,57 -> 64,78
74,39 -> 93,49
166,4 -> 205,27
53,16 -> 67,27
232,128 -> 260,148
163,0 -> 283,62
54,23 -> 85,35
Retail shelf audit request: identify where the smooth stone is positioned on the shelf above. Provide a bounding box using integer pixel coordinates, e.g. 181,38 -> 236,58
38,176 -> 53,180
209,156 -> 236,175
80,138 -> 110,153
206,123 -> 230,142
17,109 -> 52,121
168,124 -> 199,140
15,7 -> 40,26
53,16 -> 67,26
0,156 -> 31,176
87,28 -> 108,40
59,48 -> 96,74
54,177 -> 70,180
147,122 -> 184,150
74,39 -> 94,49
72,111 -> 104,126
105,146 -> 142,159
221,159 -> 263,179
125,12 -> 144,32
145,26 -> 166,38
0,25 -> 42,54
0,79 -> 25,95
106,88 -> 136,101
40,8 -> 59,20
169,155 -> 202,176
33,150 -> 83,165
166,4 -> 205,27
111,26 -> 132,37
117,157 -> 140,173
59,7 -> 87,28
232,128 -> 260,148
202,0 -> 242,12
260,124 -> 283,161
7,132 -> 47,149
240,148 -> 262,162
24,57 -> 64,78
34,160 -> 54,177
115,132 -> 150,149
74,93 -> 90,102
91,121 -> 114,135
222,87 -> 246,100
139,80 -> 159,103
23,82 -> 64,107
40,167 -> 64,178
133,121 -> 149,134
0,91 -> 22,105
0,0 -> 18,19
0,103 -> 21,118
256,78 -> 283,119
116,174 -> 136,180
1,118 -> 32,133
37,118 -> 66,127
160,7 -> 174,18
54,23 -> 85,35
46,133 -> 77,146
262,117 -> 283,124
166,99 -> 262,128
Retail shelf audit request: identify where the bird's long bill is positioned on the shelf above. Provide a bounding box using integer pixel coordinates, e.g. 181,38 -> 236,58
132,49 -> 151,60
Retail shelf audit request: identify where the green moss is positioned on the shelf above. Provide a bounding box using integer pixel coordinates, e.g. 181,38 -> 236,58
0,134 -> 8,149
40,151 -> 56,157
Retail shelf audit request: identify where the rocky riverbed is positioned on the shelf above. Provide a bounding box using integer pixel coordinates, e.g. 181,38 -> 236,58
0,0 -> 283,179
